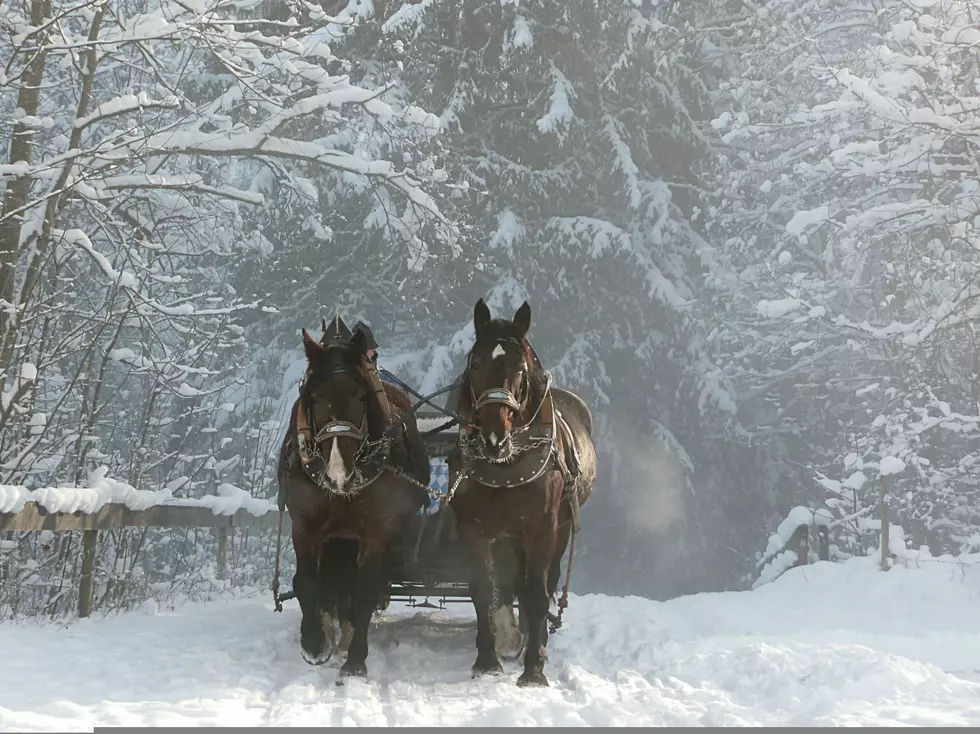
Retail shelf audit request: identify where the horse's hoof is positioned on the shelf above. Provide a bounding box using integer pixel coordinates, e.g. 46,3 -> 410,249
517,670 -> 549,688
339,660 -> 367,678
471,657 -> 504,678
301,645 -> 332,666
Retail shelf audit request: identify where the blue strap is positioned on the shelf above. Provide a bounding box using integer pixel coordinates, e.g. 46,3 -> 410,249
416,456 -> 449,516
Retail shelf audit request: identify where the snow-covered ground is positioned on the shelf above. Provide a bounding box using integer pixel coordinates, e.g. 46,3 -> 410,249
3,553 -> 980,729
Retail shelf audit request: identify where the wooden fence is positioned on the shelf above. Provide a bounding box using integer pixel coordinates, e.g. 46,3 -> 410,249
754,521 -> 831,588
0,502 -> 289,618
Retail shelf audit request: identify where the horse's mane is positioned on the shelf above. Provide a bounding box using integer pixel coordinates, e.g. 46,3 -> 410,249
458,320 -> 546,428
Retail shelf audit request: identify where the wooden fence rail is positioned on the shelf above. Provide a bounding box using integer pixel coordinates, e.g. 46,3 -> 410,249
0,502 -> 290,618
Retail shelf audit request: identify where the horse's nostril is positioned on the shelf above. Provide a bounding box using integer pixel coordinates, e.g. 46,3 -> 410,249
482,431 -> 510,453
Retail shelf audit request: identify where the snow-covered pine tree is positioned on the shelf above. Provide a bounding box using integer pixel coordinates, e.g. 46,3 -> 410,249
375,0 -> 750,596
704,0 -> 980,559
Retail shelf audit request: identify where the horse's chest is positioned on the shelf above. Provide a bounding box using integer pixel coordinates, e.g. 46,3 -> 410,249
453,471 -> 562,520
312,486 -> 415,535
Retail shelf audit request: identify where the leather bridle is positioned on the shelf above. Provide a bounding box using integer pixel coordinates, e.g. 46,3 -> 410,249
296,343 -> 384,493
466,337 -> 532,426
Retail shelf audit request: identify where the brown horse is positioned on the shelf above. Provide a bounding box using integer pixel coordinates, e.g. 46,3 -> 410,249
449,299 -> 597,687
276,318 -> 430,678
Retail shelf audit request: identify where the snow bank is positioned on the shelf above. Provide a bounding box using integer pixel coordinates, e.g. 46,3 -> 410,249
0,467 -> 276,517
2,550 -> 980,726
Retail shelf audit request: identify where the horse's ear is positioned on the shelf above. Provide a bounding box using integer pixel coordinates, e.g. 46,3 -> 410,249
513,301 -> 531,337
302,328 -> 325,363
474,298 -> 491,336
350,327 -> 368,357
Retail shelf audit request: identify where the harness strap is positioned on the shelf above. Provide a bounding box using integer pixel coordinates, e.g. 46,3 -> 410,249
366,364 -> 394,437
272,507 -> 286,612
295,400 -> 315,467
474,387 -> 522,413
549,525 -> 577,634
313,419 -> 365,444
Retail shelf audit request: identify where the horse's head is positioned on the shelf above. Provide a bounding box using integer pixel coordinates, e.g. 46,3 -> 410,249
298,323 -> 376,494
463,298 -> 539,461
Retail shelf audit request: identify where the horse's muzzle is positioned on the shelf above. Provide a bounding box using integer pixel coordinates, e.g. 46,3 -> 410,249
480,430 -> 514,462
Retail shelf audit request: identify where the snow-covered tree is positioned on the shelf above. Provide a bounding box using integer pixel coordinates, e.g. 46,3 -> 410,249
0,0 -> 446,496
369,0 -> 754,595
704,0 -> 980,559
0,0 -> 448,616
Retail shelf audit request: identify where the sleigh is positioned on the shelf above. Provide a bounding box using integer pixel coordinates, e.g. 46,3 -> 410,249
379,411 -> 472,609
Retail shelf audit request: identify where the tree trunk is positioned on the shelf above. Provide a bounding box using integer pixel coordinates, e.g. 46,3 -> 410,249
0,0 -> 52,346
16,5 -> 106,328
879,475 -> 890,572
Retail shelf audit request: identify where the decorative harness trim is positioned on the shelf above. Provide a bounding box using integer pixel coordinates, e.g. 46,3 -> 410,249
473,387 -> 523,414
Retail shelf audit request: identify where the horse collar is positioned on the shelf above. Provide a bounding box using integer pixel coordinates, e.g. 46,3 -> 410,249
460,384 -> 557,489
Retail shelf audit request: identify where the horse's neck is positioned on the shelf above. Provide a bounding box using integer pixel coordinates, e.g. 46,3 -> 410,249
518,372 -> 551,429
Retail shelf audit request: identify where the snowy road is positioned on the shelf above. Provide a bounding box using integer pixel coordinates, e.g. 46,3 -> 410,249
3,555 -> 980,728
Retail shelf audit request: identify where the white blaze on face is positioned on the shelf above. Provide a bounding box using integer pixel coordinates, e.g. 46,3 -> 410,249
326,437 -> 347,490
491,343 -> 506,361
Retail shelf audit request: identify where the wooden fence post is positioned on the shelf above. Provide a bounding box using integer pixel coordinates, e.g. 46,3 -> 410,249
880,475 -> 890,572
817,526 -> 829,561
790,523 -> 809,568
217,527 -> 229,580
78,529 -> 98,618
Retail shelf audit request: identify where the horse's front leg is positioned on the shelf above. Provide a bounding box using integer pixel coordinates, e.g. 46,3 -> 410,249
318,538 -> 356,659
292,528 -> 330,665
462,532 -> 503,676
339,538 -> 388,679
517,515 -> 559,687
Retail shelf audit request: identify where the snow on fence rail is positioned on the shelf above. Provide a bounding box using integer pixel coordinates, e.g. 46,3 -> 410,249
1,480 -> 287,619
754,506 -> 832,589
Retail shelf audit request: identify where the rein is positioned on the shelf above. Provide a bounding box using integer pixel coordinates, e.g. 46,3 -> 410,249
377,368 -> 473,431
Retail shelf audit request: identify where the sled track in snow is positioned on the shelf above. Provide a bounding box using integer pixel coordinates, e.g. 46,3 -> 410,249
5,558 -> 980,728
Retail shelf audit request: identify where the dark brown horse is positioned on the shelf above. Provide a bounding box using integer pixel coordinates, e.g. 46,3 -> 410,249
449,299 -> 597,687
276,319 -> 430,678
